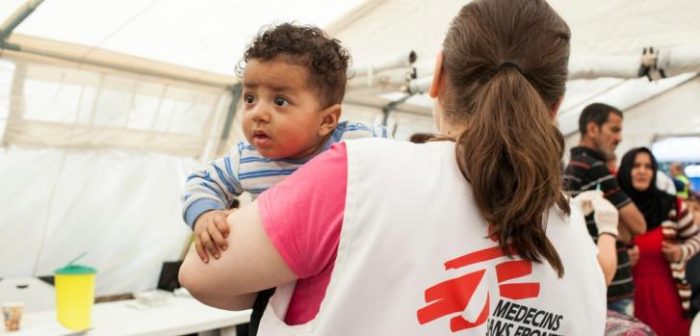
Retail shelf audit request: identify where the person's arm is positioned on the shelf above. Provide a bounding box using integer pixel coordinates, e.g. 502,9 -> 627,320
676,200 -> 700,261
180,143 -> 348,311
597,234 -> 617,285
591,195 -> 620,285
179,201 -> 297,310
182,149 -> 244,229
590,164 -> 646,240
572,191 -> 619,285
617,202 -> 646,242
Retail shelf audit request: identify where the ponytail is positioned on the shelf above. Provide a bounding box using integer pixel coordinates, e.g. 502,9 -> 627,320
456,67 -> 570,277
443,0 -> 571,277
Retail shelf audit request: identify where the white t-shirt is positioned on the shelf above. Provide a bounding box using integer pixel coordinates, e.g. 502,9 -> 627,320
259,139 -> 607,335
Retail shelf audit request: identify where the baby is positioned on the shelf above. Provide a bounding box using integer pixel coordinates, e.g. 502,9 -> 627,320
181,22 -> 387,334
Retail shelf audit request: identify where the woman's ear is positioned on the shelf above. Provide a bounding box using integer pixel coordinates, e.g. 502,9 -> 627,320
429,51 -> 445,99
319,104 -> 341,136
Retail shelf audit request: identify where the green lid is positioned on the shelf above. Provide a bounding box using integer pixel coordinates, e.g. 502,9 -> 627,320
55,264 -> 97,275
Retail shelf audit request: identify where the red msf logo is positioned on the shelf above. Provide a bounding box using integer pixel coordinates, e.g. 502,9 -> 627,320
417,245 -> 540,332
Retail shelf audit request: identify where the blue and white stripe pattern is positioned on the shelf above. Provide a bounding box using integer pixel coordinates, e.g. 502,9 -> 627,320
182,121 -> 387,228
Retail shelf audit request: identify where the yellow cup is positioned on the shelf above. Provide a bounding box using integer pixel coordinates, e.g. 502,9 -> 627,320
54,264 -> 97,331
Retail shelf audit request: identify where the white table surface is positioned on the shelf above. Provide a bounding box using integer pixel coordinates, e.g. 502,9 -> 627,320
0,278 -> 56,313
2,295 -> 251,336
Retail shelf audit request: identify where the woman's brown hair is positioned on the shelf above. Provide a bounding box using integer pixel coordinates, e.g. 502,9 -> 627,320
442,0 -> 571,276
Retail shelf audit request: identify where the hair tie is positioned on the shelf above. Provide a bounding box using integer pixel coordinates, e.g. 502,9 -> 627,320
498,61 -> 522,73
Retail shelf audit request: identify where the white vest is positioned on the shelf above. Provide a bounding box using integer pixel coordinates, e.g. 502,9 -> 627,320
260,139 -> 606,335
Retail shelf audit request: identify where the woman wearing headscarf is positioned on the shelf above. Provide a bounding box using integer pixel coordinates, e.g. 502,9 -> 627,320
618,147 -> 699,336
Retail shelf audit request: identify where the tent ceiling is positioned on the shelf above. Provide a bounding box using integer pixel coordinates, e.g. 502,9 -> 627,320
2,0 -> 699,121
1,0 -> 364,76
332,0 -> 700,70
332,0 -> 700,118
558,73 -> 697,136
5,0 -> 698,75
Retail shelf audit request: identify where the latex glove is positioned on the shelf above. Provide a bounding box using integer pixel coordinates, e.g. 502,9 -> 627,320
592,196 -> 619,238
572,191 -> 619,238
571,190 -> 602,216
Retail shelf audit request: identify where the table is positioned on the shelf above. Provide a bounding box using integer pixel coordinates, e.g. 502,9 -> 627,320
0,278 -> 56,313
4,296 -> 251,335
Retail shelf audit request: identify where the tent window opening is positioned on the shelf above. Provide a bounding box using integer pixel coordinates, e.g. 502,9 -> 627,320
2,58 -> 228,157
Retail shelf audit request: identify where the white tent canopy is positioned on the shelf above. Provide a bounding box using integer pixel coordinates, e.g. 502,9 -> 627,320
1,0 -> 699,297
332,0 -> 700,135
0,0 -> 364,76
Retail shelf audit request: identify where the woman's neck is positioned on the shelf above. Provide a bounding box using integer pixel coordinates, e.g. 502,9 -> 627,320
437,119 -> 466,139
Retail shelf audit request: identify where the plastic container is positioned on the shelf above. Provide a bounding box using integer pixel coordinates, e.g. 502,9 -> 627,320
2,302 -> 24,331
54,264 -> 97,331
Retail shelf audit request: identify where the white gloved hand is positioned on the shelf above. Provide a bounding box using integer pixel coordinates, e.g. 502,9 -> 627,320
592,197 -> 619,238
571,190 -> 601,216
571,190 -> 619,238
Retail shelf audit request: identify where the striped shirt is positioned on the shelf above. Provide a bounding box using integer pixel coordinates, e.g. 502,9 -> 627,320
564,146 -> 634,301
182,121 -> 388,228
663,198 -> 700,314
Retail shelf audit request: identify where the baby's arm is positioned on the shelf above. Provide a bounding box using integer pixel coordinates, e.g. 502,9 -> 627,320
182,151 -> 243,229
182,150 -> 243,262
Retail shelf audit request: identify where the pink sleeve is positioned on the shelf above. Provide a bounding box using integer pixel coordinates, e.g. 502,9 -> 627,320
257,142 -> 347,278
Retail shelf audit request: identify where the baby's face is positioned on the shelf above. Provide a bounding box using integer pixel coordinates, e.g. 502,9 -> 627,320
241,57 -> 325,160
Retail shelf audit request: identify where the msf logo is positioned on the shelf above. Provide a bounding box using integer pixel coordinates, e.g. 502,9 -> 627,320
417,245 -> 540,333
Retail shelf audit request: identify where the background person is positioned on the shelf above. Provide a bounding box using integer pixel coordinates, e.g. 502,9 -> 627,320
563,102 -> 647,315
618,147 -> 699,336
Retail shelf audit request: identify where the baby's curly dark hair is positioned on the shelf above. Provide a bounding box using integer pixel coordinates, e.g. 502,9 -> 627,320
237,23 -> 350,107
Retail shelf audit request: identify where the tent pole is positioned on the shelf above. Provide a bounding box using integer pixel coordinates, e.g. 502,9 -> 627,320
214,83 -> 243,156
381,93 -> 414,127
0,0 -> 44,42
0,41 -> 234,89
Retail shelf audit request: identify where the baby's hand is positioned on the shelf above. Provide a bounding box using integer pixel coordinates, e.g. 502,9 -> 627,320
193,209 -> 233,263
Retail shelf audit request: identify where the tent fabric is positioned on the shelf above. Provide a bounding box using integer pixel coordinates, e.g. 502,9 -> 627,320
334,0 -> 700,116
0,146 -> 196,296
333,0 -> 700,74
0,55 -> 230,157
564,75 -> 700,162
558,73 -> 697,137
1,0 -> 366,76
0,55 -> 228,295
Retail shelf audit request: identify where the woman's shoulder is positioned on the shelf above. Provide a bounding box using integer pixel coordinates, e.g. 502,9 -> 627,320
344,139 -> 456,168
345,137 -> 454,150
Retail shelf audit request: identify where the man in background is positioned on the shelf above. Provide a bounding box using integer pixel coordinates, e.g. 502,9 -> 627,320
564,102 -> 647,315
